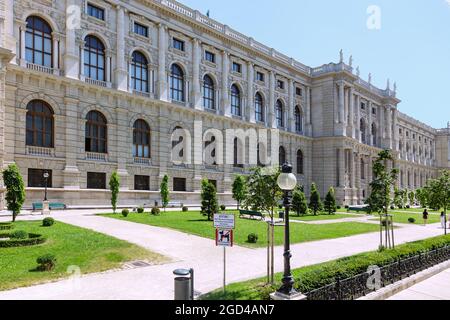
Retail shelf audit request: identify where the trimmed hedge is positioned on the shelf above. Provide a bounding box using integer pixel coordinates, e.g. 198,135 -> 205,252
201,234 -> 450,300
0,232 -> 46,248
0,223 -> 14,231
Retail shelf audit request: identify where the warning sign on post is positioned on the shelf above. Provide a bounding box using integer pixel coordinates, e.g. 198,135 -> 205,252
214,214 -> 235,229
216,229 -> 233,247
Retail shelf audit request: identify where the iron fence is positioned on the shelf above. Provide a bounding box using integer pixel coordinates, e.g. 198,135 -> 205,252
307,245 -> 450,300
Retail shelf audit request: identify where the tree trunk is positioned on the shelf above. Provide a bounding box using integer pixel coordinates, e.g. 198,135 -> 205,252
12,212 -> 16,223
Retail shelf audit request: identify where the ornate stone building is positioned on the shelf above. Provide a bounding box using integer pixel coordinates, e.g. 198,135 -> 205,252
0,0 -> 448,208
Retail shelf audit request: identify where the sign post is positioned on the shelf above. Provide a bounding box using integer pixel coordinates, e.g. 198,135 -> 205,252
214,214 -> 235,294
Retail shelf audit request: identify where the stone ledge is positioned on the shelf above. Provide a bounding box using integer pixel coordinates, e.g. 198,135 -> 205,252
358,259 -> 450,300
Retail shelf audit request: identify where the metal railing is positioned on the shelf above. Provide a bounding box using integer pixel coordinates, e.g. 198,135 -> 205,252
307,245 -> 450,300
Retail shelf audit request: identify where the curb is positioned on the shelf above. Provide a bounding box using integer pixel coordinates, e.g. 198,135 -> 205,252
358,259 -> 450,300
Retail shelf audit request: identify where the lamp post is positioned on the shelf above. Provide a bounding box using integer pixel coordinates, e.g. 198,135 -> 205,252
43,171 -> 49,201
270,163 -> 306,300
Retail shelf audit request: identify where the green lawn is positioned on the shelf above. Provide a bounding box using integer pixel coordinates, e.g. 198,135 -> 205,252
290,213 -> 360,221
371,212 -> 441,225
0,220 -> 166,291
102,211 -> 380,248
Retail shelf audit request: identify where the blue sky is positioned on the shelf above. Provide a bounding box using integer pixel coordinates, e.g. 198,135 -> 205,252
180,0 -> 450,128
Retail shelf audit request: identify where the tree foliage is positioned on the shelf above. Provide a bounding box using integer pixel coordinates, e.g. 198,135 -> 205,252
408,190 -> 415,206
425,170 -> 450,212
415,188 -> 429,208
232,175 -> 247,210
365,150 -> 398,214
291,187 -> 308,216
201,179 -> 219,221
2,164 -> 26,222
309,183 -> 323,216
243,167 -> 281,221
160,174 -> 170,211
109,171 -> 120,214
324,187 -> 337,215
393,187 -> 406,209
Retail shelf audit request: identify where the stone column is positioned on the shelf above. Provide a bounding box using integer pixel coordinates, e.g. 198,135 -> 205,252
269,71 -> 276,128
52,33 -> 60,72
338,148 -> 345,187
19,24 -> 26,67
368,156 -> 373,189
355,153 -> 361,202
380,106 -> 385,141
0,18 -> 3,48
115,104 -> 129,189
288,79 -> 295,132
64,0 -> 79,79
338,82 -> 345,124
78,40 -> 85,80
63,96 -> 80,189
350,151 -> 355,189
368,101 -> 373,145
247,61 -> 255,123
157,23 -> 168,101
393,108 -> 399,151
115,5 -> 128,91
306,87 -> 312,136
106,51 -> 112,86
349,87 -> 355,138
192,39 -> 202,110
356,94 -> 361,141
4,0 -> 16,59
222,50 -> 230,117
386,106 -> 393,149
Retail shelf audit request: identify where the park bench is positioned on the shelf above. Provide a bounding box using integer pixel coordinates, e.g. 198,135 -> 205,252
239,209 -> 264,221
32,202 -> 67,211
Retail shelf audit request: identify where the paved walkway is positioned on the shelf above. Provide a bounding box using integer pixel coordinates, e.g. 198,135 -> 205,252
388,268 -> 450,300
0,210 -> 444,300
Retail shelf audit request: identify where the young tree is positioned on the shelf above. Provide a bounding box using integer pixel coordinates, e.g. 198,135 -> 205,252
109,171 -> 120,214
291,187 -> 308,216
415,188 -> 429,208
232,175 -> 247,210
200,179 -> 219,221
393,187 -> 405,209
309,183 -> 323,216
426,170 -> 450,213
2,164 -> 26,222
324,187 -> 337,215
365,150 -> 398,215
160,175 -> 170,212
408,190 -> 415,206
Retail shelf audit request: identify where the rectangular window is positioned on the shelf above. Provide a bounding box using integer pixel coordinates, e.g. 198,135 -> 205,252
256,72 -> 265,82
205,51 -> 215,63
134,22 -> 148,38
232,62 -> 241,73
361,102 -> 366,110
28,169 -> 52,188
372,107 -> 376,115
173,178 -> 186,192
173,38 -> 185,51
296,87 -> 303,96
135,175 -> 150,191
87,3 -> 105,21
87,172 -> 106,189
277,80 -> 285,90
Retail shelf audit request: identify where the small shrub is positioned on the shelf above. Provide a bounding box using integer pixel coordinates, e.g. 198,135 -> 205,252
36,254 -> 56,271
406,205 -> 411,209
337,206 -> 342,210
122,209 -> 129,217
390,205 -> 395,210
42,217 -> 55,227
220,205 -> 226,211
408,217 -> 416,224
247,233 -> 258,244
137,207 -> 144,214
10,230 -> 28,240
151,207 -> 161,216
182,206 -> 189,212
344,205 -> 349,209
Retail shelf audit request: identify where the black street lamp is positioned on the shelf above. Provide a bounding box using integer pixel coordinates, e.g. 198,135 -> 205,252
272,163 -> 304,300
43,171 -> 49,202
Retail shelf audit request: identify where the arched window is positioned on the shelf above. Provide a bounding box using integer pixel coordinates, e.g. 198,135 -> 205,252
203,75 -> 215,109
170,64 -> 185,102
84,35 -> 105,81
371,123 -> 377,146
276,100 -> 284,128
26,100 -> 54,148
255,93 -> 264,122
25,16 -> 53,68
360,119 -> 366,144
231,84 -> 241,116
233,137 -> 243,168
295,106 -> 303,133
131,51 -> 149,93
133,120 -> 150,158
85,111 -> 107,153
296,150 -> 304,175
279,146 -> 286,165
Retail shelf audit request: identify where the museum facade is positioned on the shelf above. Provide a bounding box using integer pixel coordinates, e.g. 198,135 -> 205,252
0,0 -> 448,208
